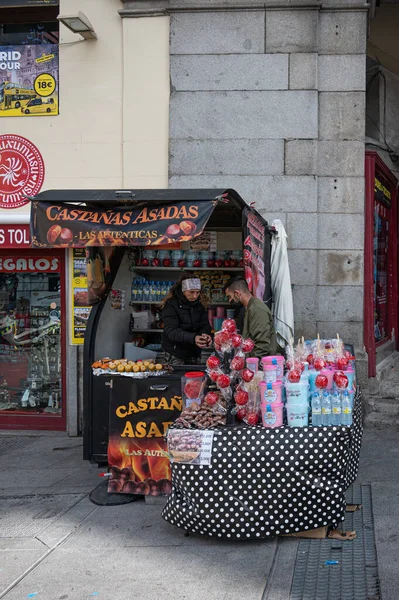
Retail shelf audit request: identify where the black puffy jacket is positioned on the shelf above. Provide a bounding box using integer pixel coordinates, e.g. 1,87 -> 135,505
161,292 -> 211,360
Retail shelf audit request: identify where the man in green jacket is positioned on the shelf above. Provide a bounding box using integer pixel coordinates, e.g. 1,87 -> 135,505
224,277 -> 278,359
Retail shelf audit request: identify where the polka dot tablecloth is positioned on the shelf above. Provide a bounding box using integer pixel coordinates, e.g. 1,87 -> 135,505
162,389 -> 363,539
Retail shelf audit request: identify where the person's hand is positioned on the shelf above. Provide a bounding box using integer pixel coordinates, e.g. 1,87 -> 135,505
202,334 -> 213,347
195,334 -> 209,348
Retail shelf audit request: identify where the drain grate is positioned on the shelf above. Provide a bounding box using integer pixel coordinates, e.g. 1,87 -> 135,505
0,494 -> 85,537
290,484 -> 380,600
0,436 -> 36,457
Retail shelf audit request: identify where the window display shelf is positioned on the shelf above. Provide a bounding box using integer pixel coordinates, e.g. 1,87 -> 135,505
133,267 -> 243,272
130,301 -> 232,306
132,329 -> 163,333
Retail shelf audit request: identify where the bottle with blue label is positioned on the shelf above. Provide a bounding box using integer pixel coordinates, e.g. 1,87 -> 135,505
143,282 -> 150,302
131,278 -> 138,303
311,391 -> 322,427
341,390 -> 353,426
321,391 -> 332,426
331,391 -> 342,426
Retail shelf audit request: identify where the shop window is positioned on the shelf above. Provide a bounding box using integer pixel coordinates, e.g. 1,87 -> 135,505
365,152 -> 398,377
0,267 -> 62,418
0,6 -> 59,45
373,186 -> 390,342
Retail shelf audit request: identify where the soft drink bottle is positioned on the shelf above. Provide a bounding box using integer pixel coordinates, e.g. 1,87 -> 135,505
321,391 -> 332,427
331,391 -> 342,426
341,390 -> 353,426
311,391 -> 322,427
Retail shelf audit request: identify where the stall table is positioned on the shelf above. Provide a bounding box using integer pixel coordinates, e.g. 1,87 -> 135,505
162,389 -> 363,539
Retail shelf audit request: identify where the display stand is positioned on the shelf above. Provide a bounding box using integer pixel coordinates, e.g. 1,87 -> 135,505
162,389 -> 363,539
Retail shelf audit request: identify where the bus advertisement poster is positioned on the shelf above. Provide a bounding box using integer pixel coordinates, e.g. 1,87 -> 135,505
0,44 -> 59,117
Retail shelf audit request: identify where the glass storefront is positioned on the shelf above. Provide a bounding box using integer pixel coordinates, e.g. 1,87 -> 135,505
0,252 -> 65,428
373,176 -> 393,344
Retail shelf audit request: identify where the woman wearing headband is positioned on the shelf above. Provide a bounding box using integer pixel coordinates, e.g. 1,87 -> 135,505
161,274 -> 212,365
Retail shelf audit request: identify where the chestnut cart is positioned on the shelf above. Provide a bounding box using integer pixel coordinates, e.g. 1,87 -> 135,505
29,189 -> 274,466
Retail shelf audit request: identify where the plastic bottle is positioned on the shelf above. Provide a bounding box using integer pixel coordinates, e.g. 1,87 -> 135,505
341,390 -> 353,426
331,391 -> 342,426
131,278 -> 138,303
311,391 -> 322,427
143,281 -> 150,302
156,282 -> 162,303
321,391 -> 332,427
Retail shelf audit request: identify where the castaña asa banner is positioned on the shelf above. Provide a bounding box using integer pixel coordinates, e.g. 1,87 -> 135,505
30,199 -> 218,248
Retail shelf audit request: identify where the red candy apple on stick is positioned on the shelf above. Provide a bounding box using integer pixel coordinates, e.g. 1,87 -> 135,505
236,407 -> 247,421
222,319 -> 237,334
207,355 -> 221,370
231,356 -> 245,372
216,373 -> 231,389
242,338 -> 255,354
315,373 -> 328,389
231,334 -> 243,349
241,368 -> 254,383
287,369 -> 301,383
333,370 -> 349,389
205,391 -> 219,406
234,388 -> 249,406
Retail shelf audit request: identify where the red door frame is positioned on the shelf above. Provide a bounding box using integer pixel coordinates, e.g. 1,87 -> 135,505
0,249 -> 67,431
364,151 -> 398,377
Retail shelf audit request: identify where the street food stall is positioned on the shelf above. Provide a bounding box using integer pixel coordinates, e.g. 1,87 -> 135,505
30,188 -> 363,539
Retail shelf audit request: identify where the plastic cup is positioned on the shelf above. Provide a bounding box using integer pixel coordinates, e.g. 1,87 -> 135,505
261,355 -> 284,379
246,357 -> 259,374
259,380 -> 283,405
263,364 -> 278,383
213,317 -> 223,331
286,398 -> 309,427
261,402 -> 284,428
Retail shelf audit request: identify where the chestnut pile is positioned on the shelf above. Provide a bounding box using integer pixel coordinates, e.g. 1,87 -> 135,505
173,403 -> 226,429
108,465 -> 172,496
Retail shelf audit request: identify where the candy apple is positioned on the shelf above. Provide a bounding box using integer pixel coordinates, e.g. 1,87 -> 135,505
177,259 -> 186,268
163,259 -> 171,267
215,260 -> 223,268
222,319 -> 237,333
236,408 -> 247,421
313,358 -> 326,371
241,368 -> 254,383
231,334 -> 243,348
336,356 -> 349,371
207,355 -> 221,370
242,338 -> 255,354
234,389 -> 249,406
287,369 -> 301,383
215,330 -> 231,346
333,371 -> 349,389
306,354 -> 314,366
217,374 -> 231,388
205,392 -> 219,406
209,370 -> 220,383
141,258 -> 149,267
193,260 -> 202,267
231,356 -> 245,371
247,413 -> 259,426
315,374 -> 328,389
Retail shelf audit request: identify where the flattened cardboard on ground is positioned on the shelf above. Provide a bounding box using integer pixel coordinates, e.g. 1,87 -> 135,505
280,526 -> 328,539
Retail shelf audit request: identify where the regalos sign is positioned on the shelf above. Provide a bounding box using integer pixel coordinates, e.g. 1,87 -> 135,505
0,134 -> 45,209
0,256 -> 58,272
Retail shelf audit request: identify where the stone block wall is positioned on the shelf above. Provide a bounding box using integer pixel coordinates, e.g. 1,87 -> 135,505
168,0 -> 368,353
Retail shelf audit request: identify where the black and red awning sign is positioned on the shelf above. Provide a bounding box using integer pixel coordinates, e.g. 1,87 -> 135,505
30,200 -> 218,248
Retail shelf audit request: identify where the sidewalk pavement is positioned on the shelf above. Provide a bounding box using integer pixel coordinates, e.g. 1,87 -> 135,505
0,427 -> 397,600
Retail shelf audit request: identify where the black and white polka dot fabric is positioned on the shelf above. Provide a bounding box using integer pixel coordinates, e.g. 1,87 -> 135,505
162,390 -> 363,539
